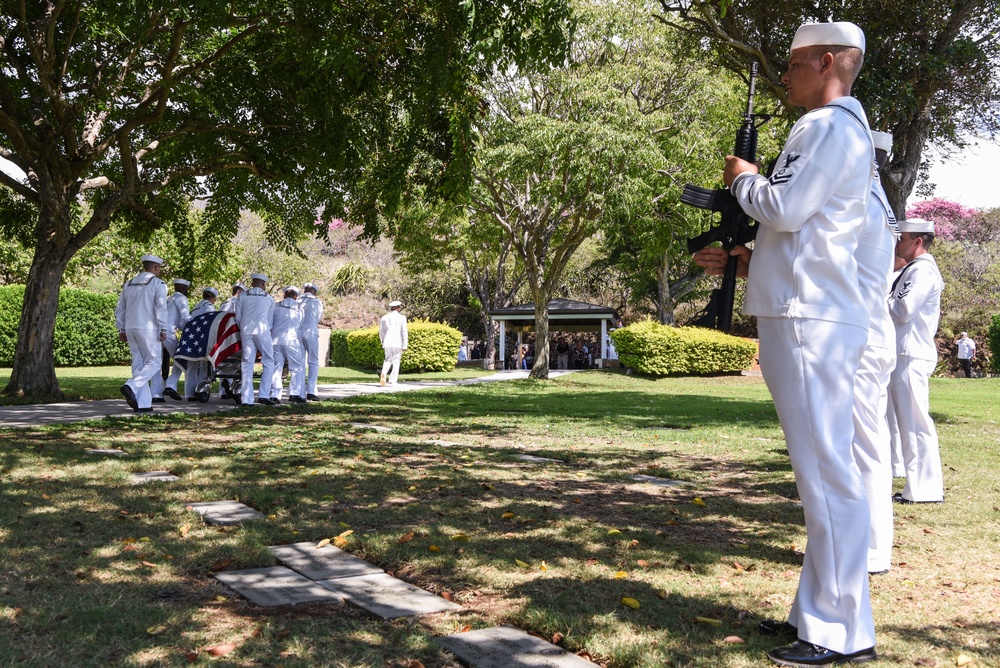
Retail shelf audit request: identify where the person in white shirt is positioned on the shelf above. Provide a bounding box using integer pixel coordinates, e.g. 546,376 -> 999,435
888,217 -> 945,504
184,287 -> 219,400
234,273 -> 276,406
955,332 -> 976,378
160,278 -> 191,401
271,286 -> 307,403
379,300 -> 408,386
115,254 -> 168,412
851,131 -> 899,575
298,282 -> 324,400
218,282 -> 245,398
694,22 -> 877,666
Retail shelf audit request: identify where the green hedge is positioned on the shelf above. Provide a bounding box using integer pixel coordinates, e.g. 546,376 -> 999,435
346,320 -> 462,372
610,320 -> 756,376
329,329 -> 356,367
989,314 -> 1000,374
0,285 -> 131,367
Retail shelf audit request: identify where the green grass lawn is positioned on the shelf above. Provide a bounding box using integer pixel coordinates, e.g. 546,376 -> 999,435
0,365 -> 492,405
0,371 -> 996,667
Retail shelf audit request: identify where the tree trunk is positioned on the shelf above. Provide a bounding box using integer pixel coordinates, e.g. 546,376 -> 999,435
483,317 -> 497,370
656,255 -> 676,326
530,291 -> 551,379
3,216 -> 74,400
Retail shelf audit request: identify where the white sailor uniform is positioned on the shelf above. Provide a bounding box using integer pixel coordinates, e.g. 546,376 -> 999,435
271,297 -> 305,400
732,96 -> 876,654
379,310 -> 408,385
219,295 -> 239,313
160,290 -> 190,397
852,176 -> 898,573
298,292 -> 324,396
184,299 -> 217,399
114,272 -> 168,409
887,254 -> 945,502
234,287 -> 275,405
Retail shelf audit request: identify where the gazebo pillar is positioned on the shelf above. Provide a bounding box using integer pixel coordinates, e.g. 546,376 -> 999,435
600,318 -> 608,368
499,320 -> 506,365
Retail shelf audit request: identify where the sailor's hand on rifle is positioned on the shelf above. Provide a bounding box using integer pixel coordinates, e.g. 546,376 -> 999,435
723,155 -> 759,188
693,245 -> 752,278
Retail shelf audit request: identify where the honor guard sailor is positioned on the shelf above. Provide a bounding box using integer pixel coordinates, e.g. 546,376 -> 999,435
694,21 -> 878,666
234,273 -> 276,405
218,282 -> 245,398
298,282 -> 324,400
271,286 -> 307,403
184,287 -> 219,400
887,217 -> 945,504
115,255 -> 168,412
379,300 -> 408,387
160,278 -> 191,401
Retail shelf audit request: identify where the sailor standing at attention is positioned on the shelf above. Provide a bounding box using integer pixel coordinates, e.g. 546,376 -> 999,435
298,282 -> 324,401
694,21 -> 877,666
379,300 -> 408,387
271,286 -> 307,403
160,278 -> 191,401
184,287 -> 219,400
115,254 -> 168,412
234,273 -> 276,406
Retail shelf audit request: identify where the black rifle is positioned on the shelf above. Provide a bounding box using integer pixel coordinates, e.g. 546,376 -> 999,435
682,63 -> 771,332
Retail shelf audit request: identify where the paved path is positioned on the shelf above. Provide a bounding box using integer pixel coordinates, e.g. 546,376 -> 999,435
0,370 -> 577,429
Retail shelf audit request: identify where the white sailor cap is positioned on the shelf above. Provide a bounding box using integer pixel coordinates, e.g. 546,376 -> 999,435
388,300 -> 403,308
203,287 -> 219,297
871,131 -> 893,152
173,278 -> 191,286
284,286 -> 300,296
141,254 -> 164,265
251,273 -> 268,282
304,282 -> 318,291
790,22 -> 866,55
232,282 -> 246,291
899,217 -> 934,234
961,331 -> 968,337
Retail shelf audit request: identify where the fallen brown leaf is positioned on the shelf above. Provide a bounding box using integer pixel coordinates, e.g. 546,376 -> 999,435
397,531 -> 415,544
185,651 -> 199,663
552,632 -> 564,644
914,659 -> 937,667
204,643 -> 236,657
210,558 -> 234,571
441,592 -> 453,601
723,636 -> 744,643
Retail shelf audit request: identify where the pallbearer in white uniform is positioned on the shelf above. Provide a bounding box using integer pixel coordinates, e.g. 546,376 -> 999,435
851,131 -> 900,575
234,273 -> 276,406
887,217 -> 945,503
115,254 -> 168,412
271,286 -> 307,403
695,21 -> 878,667
160,278 -> 191,401
218,282 -> 245,398
298,283 -> 324,400
185,287 -> 219,400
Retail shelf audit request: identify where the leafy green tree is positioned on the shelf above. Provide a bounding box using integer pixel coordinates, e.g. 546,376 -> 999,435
657,0 -> 1000,217
0,0 -> 571,399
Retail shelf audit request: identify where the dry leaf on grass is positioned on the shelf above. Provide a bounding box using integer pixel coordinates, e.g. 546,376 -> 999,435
502,512 -> 515,519
204,643 -> 236,657
397,531 -> 415,544
316,538 -> 331,549
146,624 -> 169,635
692,497 -> 706,506
451,533 -> 470,541
179,525 -> 190,537
552,632 -> 564,644
723,636 -> 744,643
614,571 -> 628,579
401,661 -> 425,668
607,529 -> 621,536
913,659 -> 937,667
956,655 -> 974,667
429,545 -> 441,552
441,592 -> 453,601
695,616 -> 722,626
621,597 -> 640,609
515,559 -> 531,568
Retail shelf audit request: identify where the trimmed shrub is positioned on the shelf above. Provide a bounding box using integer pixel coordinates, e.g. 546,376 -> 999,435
611,320 -> 756,376
0,285 -> 130,367
347,319 -> 462,372
329,329 -> 356,367
989,314 -> 1000,374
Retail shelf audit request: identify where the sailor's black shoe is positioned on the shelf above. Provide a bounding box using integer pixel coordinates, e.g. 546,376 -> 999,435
120,384 -> 138,410
163,388 -> 182,401
758,620 -> 798,637
768,640 -> 876,666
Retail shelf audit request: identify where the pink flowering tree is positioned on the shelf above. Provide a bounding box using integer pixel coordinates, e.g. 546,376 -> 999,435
906,198 -> 985,243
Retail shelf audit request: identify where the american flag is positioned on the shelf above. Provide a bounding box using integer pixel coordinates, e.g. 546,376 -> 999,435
174,311 -> 242,370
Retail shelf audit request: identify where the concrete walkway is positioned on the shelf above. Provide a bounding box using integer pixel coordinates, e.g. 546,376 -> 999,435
0,370 -> 577,429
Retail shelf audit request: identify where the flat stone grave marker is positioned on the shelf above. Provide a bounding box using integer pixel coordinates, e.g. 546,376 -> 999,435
629,474 -> 687,487
269,542 -> 384,580
426,438 -> 462,447
317,572 -> 461,619
437,625 -> 599,668
516,454 -> 564,464
132,471 -> 179,483
85,448 -> 128,456
186,500 -> 264,526
214,566 -> 343,607
347,422 -> 393,433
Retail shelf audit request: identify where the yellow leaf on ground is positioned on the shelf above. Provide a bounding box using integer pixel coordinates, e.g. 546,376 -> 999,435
621,597 -> 640,609
502,512 -> 515,519
338,529 -> 354,538
957,654 -> 974,666
179,525 -> 190,537
723,636 -> 744,644
451,533 -> 470,541
214,596 -> 227,602
656,589 -> 668,599
333,536 -> 348,548
607,529 -> 621,536
397,531 -> 415,544
615,571 -> 628,579
338,521 -> 351,529
515,559 -> 531,568
695,616 -> 722,626
539,561 -> 548,572
316,538 -> 331,549
408,486 -> 417,491
429,545 -> 441,552
146,625 -> 169,635
692,498 -> 706,507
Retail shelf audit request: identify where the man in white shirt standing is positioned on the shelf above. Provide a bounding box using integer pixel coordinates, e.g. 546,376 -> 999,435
298,282 -> 324,400
695,21 -> 877,666
888,217 -> 945,504
115,254 -> 168,412
955,332 -> 976,378
160,278 -> 191,401
271,286 -> 307,403
235,273 -> 276,406
379,300 -> 408,387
